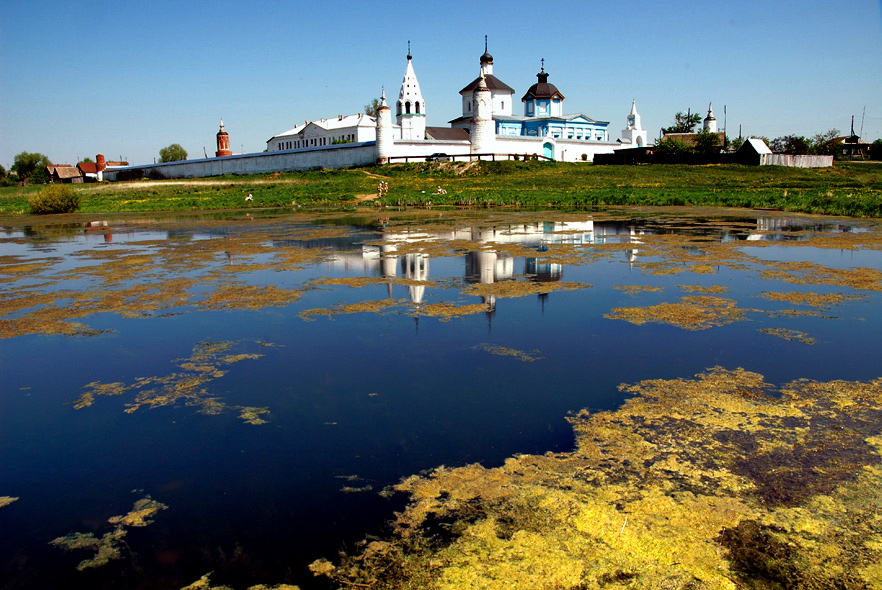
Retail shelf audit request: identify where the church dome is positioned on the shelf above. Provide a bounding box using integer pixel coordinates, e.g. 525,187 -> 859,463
521,67 -> 564,102
480,49 -> 493,64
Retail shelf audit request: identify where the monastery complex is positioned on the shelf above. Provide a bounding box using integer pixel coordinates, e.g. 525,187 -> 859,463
105,43 -> 651,180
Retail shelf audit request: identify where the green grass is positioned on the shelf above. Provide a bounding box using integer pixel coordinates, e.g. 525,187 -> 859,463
2,161 -> 881,217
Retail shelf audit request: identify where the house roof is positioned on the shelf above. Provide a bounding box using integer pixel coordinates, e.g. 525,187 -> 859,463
425,127 -> 470,141
459,74 -> 515,95
78,162 -> 99,174
740,137 -> 772,155
662,131 -> 726,147
270,113 -> 376,141
52,166 -> 83,179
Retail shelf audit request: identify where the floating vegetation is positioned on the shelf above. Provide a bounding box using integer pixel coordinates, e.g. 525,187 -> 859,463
678,284 -> 728,294
180,572 -> 301,590
315,368 -> 882,589
51,496 -> 167,571
72,340 -> 270,424
461,280 -> 590,299
760,290 -> 864,307
605,295 -> 751,330
238,406 -> 271,425
340,485 -> 374,494
758,327 -> 816,344
0,496 -> 18,508
473,344 -> 542,362
612,284 -> 664,295
418,302 -> 490,321
299,298 -> 405,320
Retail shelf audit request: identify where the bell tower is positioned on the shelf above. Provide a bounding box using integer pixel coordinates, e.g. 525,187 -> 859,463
396,42 -> 426,140
216,119 -> 233,157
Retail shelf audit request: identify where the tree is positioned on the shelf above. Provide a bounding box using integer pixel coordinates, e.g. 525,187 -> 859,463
871,139 -> 882,161
159,144 -> 187,163
662,111 -> 702,134
653,137 -> 692,155
693,130 -> 722,156
28,167 -> 51,185
364,97 -> 381,118
770,135 -> 812,155
728,136 -> 745,152
11,152 -> 51,181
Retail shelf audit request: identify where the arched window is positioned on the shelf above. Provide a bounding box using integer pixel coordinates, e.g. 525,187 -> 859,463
415,102 -> 420,114
405,101 -> 411,114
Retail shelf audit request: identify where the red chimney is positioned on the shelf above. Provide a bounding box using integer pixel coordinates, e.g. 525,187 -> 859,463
96,154 -> 106,171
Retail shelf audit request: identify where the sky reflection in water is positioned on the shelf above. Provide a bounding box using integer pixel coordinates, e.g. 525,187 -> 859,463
1,209 -> 881,589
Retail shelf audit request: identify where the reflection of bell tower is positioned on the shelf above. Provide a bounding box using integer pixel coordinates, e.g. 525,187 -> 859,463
403,253 -> 429,304
216,119 -> 233,157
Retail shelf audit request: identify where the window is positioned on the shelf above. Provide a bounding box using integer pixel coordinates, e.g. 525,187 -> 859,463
415,102 -> 420,114
405,101 -> 411,114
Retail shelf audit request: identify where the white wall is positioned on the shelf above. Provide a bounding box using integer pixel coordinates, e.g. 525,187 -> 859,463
104,143 -> 378,180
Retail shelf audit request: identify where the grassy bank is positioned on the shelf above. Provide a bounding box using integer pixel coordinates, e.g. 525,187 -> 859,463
2,161 -> 881,217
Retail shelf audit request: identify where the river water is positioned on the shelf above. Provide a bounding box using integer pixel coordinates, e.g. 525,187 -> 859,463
1,208 -> 881,589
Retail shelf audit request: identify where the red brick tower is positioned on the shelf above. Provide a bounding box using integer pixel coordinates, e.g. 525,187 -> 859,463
216,120 -> 233,157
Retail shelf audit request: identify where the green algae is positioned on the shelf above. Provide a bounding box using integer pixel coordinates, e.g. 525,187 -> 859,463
612,284 -> 664,295
73,340 -> 270,424
313,368 -> 882,590
758,327 -> 815,344
51,496 -> 167,571
0,496 -> 19,508
180,573 -> 301,590
605,295 -> 752,330
473,344 -> 542,362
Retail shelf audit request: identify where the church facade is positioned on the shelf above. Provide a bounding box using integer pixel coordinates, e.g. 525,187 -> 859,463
268,43 -> 649,164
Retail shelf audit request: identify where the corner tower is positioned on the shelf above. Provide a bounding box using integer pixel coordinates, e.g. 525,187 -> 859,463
216,120 -> 233,157
396,43 -> 426,140
470,72 -> 494,155
376,89 -> 393,164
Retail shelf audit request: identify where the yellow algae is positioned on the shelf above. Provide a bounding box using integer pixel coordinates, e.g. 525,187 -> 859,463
758,327 -> 815,344
181,572 -> 301,590
73,340 -> 269,423
605,295 -> 750,330
418,302 -> 490,320
473,344 -> 542,362
299,298 -> 405,320
612,284 -> 664,295
238,406 -> 271,425
51,496 -> 166,571
461,280 -> 590,299
0,496 -> 19,508
678,284 -> 728,294
201,284 -> 303,311
760,290 -> 864,307
317,368 -> 882,590
106,496 -> 168,527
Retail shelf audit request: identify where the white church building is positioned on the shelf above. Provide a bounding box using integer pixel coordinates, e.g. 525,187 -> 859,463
104,43 -> 649,180
267,42 -> 649,164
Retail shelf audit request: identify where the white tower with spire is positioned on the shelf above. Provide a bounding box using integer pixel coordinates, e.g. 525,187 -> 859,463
621,100 -> 648,147
703,103 -> 717,133
470,72 -> 494,155
396,42 -> 426,140
376,89 -> 393,164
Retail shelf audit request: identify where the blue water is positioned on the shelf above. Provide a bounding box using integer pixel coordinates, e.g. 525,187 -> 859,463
1,210 -> 881,589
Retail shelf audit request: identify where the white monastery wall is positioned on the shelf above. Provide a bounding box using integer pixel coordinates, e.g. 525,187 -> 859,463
104,144 -> 378,180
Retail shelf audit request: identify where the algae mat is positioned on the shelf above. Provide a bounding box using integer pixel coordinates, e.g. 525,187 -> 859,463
0,208 -> 881,589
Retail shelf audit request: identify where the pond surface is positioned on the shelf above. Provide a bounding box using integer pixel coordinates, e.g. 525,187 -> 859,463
1,208 -> 881,589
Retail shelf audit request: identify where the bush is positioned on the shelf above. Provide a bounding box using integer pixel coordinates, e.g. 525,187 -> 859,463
28,184 -> 81,214
28,167 -> 51,185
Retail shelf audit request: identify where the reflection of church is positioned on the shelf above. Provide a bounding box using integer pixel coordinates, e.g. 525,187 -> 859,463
329,220 -> 643,306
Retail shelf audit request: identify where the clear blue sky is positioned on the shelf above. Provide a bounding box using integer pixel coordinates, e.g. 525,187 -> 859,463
2,0 -> 880,168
